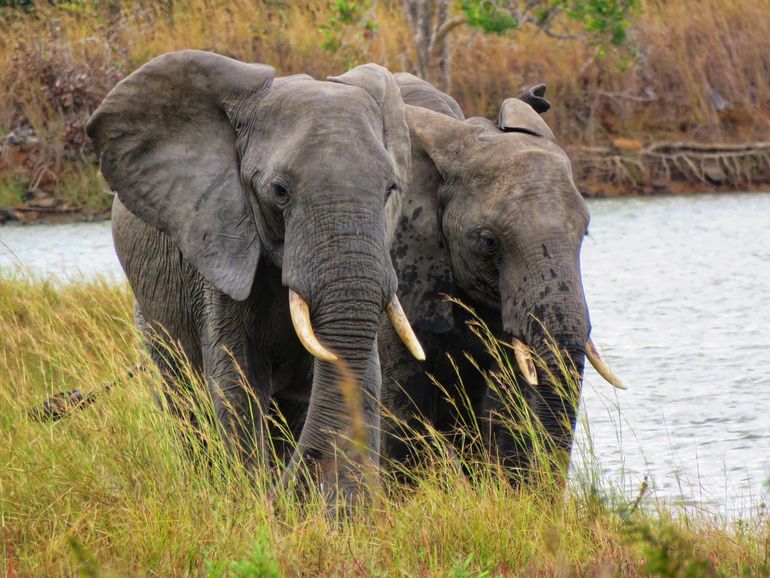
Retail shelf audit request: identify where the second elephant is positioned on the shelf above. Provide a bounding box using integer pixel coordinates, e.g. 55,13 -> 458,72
379,75 -> 623,476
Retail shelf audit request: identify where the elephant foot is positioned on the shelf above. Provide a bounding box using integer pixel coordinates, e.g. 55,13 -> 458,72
280,450 -> 379,517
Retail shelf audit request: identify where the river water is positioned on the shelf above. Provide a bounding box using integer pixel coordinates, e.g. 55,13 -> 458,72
2,193 -> 769,517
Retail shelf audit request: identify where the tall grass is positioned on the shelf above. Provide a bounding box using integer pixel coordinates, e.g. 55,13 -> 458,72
1,0 -> 769,210
1,274 -> 768,576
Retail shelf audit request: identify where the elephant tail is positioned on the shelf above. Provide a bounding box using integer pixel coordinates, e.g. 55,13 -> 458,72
28,363 -> 145,422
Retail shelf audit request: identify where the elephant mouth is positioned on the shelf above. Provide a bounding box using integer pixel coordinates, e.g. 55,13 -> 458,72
508,334 -> 625,390
288,289 -> 425,363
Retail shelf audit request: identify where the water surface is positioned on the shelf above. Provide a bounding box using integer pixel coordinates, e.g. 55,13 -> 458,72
578,193 -> 770,516
0,220 -> 120,281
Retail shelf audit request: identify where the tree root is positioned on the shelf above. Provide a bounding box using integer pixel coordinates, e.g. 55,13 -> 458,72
571,141 -> 770,195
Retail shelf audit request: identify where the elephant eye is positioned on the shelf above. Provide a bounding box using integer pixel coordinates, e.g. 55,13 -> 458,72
386,182 -> 400,201
270,182 -> 290,207
475,230 -> 500,255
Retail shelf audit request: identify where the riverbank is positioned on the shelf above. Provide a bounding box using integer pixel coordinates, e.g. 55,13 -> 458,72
3,144 -> 770,224
2,274 -> 768,575
574,141 -> 770,197
1,0 -> 768,222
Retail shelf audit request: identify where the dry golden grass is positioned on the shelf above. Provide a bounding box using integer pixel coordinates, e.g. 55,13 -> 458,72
1,274 -> 769,576
1,0 -> 769,208
1,0 -> 768,142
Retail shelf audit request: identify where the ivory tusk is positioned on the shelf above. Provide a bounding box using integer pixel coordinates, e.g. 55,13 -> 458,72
586,338 -> 626,389
288,290 -> 338,363
386,296 -> 426,361
512,338 -> 538,386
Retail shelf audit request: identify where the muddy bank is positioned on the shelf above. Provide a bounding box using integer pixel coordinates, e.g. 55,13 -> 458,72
0,201 -> 110,224
574,141 -> 770,197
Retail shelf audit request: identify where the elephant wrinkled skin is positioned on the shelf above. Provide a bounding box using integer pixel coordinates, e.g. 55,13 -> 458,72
87,50 -> 419,505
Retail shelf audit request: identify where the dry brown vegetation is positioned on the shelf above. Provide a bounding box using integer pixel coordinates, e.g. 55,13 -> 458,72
0,0 -> 769,214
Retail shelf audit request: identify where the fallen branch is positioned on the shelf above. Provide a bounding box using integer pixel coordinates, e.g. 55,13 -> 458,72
571,141 -> 770,190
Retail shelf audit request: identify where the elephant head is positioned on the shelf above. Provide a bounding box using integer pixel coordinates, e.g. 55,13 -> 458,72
86,51 -> 424,495
394,83 -> 621,469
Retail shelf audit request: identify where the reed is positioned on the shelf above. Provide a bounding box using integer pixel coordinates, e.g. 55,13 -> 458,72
1,274 -> 768,576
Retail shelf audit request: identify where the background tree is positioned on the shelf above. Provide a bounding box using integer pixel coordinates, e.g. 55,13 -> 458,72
401,0 -> 637,90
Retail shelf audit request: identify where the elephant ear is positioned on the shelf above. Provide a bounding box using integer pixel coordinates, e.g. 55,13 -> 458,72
86,50 -> 275,301
328,64 -> 411,186
389,106 -> 480,333
497,96 -> 556,141
406,105 -> 480,178
393,72 -> 465,120
516,83 -> 551,114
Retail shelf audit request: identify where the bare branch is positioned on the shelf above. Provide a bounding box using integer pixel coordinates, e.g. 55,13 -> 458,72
430,15 -> 467,56
596,89 -> 658,103
539,27 -> 579,40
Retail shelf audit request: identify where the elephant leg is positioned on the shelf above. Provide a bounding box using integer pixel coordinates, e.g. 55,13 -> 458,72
378,319 -> 434,477
265,353 -> 313,467
268,396 -> 309,467
204,348 -> 270,470
480,381 -> 534,479
115,199 -> 210,448
201,290 -> 271,471
135,301 -> 211,456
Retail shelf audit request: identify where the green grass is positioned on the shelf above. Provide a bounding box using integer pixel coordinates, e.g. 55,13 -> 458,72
54,162 -> 114,215
1,274 -> 768,576
0,163 -> 111,215
0,178 -> 24,209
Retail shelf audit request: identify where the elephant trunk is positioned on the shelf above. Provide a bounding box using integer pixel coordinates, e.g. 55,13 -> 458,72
294,270 -> 385,501
524,306 -> 587,456
282,202 -> 393,498
500,245 -> 590,471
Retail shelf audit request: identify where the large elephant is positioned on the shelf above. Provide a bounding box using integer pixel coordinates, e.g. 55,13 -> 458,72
378,74 -> 622,477
85,50 -> 424,504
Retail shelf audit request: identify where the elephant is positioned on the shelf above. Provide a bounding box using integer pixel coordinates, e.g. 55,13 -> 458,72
85,50 -> 425,505
377,74 -> 623,478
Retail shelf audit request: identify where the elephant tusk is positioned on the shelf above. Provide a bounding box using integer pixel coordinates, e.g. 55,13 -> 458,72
512,338 -> 538,386
585,338 -> 626,389
386,296 -> 426,362
288,290 -> 338,363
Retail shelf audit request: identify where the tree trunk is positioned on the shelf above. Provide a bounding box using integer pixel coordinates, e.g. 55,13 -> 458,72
402,0 -> 462,91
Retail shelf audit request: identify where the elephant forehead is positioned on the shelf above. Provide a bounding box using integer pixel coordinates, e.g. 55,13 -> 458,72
464,143 -> 573,192
458,145 -> 586,223
266,80 -> 383,132
488,181 -> 590,235
248,119 -> 394,180
487,133 -> 567,165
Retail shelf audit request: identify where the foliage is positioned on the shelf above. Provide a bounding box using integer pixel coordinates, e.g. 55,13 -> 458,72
0,0 -> 35,10
458,0 -> 638,45
558,0 -> 637,44
0,177 -> 25,207
206,529 -> 282,578
624,520 -> 718,577
319,0 -> 378,66
459,0 -> 518,34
